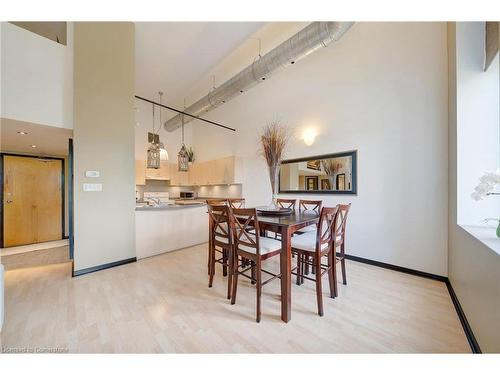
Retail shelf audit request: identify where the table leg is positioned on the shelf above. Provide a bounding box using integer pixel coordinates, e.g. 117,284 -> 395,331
280,226 -> 292,322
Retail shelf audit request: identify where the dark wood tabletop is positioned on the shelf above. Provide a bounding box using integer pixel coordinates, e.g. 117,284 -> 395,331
257,209 -> 320,322
257,210 -> 320,227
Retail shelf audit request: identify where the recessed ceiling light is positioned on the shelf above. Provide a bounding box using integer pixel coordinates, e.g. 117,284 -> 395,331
31,145 -> 37,148
17,131 -> 28,135
136,122 -> 140,127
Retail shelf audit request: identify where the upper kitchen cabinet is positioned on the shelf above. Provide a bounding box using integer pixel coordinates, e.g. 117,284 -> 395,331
169,163 -> 189,186
145,162 -> 170,180
135,160 -> 146,185
188,156 -> 242,186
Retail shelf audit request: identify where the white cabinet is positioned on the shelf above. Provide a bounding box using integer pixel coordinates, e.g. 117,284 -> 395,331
135,156 -> 242,186
135,206 -> 208,259
135,160 -> 146,185
145,162 -> 170,180
188,156 -> 242,186
169,163 -> 189,186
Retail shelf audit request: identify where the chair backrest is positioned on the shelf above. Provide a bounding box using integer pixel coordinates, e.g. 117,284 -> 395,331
228,207 -> 261,256
299,199 -> 322,213
206,199 -> 227,206
334,204 -> 351,252
277,198 -> 297,210
315,206 -> 339,254
207,203 -> 231,246
227,198 -> 245,209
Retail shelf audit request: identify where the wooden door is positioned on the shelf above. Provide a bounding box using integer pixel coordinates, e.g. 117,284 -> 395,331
3,155 -> 63,247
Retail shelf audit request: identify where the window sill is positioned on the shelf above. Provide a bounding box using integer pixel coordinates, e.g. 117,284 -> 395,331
460,225 -> 500,256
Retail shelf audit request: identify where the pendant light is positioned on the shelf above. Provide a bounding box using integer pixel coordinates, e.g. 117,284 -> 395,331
157,91 -> 169,161
177,100 -> 189,172
147,103 -> 161,169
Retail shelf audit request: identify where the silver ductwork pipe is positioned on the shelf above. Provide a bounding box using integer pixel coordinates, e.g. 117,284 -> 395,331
164,22 -> 354,132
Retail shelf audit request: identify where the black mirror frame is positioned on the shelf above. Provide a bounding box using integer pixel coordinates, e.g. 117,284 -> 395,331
278,150 -> 357,195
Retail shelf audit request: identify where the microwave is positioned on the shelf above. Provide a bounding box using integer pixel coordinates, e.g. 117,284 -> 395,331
180,191 -> 196,200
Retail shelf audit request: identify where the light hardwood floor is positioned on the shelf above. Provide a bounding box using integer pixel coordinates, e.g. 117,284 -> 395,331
1,243 -> 470,353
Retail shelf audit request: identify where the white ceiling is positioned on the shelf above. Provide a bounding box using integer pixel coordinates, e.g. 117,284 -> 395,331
135,22 -> 265,107
0,118 -> 73,156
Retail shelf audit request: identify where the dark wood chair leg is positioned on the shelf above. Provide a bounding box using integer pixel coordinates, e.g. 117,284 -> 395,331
341,245 -> 347,285
333,251 -> 338,297
251,260 -> 256,285
300,254 -> 305,285
341,259 -> 347,285
227,247 -> 233,300
295,252 -> 302,285
256,259 -> 262,323
222,248 -> 228,277
208,243 -> 215,288
328,251 -> 335,298
231,261 -> 238,305
315,254 -> 324,316
304,255 -> 310,275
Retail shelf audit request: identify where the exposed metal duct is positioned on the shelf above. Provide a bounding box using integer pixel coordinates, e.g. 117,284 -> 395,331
164,22 -> 354,132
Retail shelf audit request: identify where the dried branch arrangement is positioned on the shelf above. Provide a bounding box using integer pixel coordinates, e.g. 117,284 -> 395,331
259,120 -> 290,167
321,159 -> 339,176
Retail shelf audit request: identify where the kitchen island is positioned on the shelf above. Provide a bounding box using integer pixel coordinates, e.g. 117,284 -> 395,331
135,201 -> 208,259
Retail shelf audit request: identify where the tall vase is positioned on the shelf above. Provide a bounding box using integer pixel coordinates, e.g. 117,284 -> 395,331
268,164 -> 280,208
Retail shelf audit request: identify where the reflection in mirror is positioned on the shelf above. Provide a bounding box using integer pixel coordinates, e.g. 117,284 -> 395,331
279,151 -> 357,194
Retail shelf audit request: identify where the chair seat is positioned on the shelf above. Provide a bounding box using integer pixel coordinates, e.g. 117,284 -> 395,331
238,235 -> 282,255
291,232 -> 328,252
299,224 -> 317,233
213,222 -> 230,244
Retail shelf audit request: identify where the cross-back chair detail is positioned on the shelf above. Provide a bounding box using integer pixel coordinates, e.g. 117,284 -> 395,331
228,207 -> 282,322
277,198 -> 297,210
227,198 -> 245,209
207,203 -> 233,299
333,203 -> 351,287
299,199 -> 322,213
290,206 -> 340,316
206,199 -> 227,206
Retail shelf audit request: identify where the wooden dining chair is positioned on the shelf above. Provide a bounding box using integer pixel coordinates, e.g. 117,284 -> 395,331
333,203 -> 351,290
206,198 -> 227,206
290,206 -> 339,316
296,199 -> 323,279
207,203 -> 234,300
228,208 -> 282,322
277,198 -> 297,210
227,198 -> 245,208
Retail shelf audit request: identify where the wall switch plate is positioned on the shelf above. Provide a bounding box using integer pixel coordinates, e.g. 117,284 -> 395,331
83,183 -> 103,192
85,170 -> 100,178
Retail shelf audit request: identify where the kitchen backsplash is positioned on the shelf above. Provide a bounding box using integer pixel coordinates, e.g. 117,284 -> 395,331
136,180 -> 242,200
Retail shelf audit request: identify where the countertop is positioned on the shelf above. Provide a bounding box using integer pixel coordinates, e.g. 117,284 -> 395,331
136,200 -> 206,211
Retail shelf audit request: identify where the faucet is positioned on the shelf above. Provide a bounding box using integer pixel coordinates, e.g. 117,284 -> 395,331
149,197 -> 161,206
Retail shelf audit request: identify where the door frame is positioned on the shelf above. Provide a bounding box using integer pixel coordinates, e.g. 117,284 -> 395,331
0,152 -> 66,248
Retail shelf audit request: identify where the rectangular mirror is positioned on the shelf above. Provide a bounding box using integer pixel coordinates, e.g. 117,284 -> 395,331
279,150 -> 357,195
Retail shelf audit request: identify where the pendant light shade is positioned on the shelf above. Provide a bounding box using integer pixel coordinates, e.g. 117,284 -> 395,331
159,142 -> 169,161
147,103 -> 161,169
147,92 -> 169,167
178,143 -> 189,172
147,142 -> 161,169
177,104 -> 189,172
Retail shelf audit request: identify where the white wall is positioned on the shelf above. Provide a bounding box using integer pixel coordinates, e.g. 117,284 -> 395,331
73,22 -> 135,272
448,22 -> 500,353
191,22 -> 449,276
456,22 -> 500,226
0,22 -> 73,129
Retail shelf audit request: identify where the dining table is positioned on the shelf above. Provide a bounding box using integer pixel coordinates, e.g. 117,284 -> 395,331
256,209 -> 321,323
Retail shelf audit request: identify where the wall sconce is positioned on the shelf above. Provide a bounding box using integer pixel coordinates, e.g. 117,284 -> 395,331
303,128 -> 317,146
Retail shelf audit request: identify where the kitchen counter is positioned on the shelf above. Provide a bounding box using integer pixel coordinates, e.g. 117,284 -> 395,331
135,203 -> 208,259
136,202 -> 206,211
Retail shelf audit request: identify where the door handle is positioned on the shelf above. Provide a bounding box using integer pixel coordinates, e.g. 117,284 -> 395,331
5,199 -> 13,204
